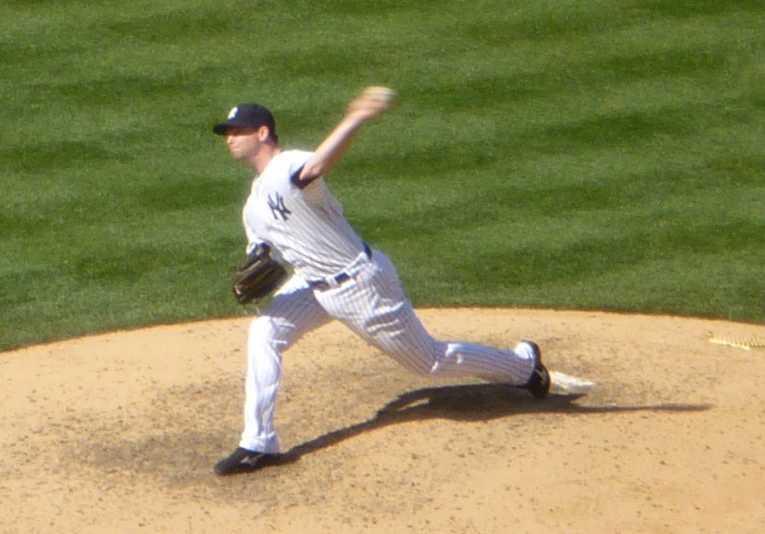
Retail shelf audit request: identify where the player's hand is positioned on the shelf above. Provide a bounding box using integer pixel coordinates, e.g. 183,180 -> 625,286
346,86 -> 397,122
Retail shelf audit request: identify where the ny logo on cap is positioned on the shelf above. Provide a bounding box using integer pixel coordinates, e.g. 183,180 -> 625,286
227,107 -> 239,119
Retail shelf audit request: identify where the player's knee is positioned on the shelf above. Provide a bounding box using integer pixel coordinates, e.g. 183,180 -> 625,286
248,317 -> 288,351
374,339 -> 440,376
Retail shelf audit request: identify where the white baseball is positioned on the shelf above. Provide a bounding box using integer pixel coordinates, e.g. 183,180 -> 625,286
362,86 -> 397,106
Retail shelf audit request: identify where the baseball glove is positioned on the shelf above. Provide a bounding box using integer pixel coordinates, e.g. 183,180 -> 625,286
232,244 -> 288,304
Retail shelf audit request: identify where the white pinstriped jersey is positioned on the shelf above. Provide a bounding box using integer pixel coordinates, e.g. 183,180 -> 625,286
242,150 -> 368,280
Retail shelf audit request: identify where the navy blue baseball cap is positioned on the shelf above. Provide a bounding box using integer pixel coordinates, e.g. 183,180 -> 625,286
213,103 -> 278,137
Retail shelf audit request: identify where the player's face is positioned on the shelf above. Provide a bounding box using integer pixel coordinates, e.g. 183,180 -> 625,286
225,127 -> 262,161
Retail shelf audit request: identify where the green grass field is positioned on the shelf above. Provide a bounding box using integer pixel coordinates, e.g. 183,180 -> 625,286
1,0 -> 764,351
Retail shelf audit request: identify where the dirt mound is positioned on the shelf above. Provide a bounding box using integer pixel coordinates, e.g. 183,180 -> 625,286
2,308 -> 764,533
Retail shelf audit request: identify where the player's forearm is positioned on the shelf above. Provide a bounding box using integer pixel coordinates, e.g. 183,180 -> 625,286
299,115 -> 366,181
298,87 -> 396,183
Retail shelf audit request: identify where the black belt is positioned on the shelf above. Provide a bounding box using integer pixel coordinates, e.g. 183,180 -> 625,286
308,243 -> 372,291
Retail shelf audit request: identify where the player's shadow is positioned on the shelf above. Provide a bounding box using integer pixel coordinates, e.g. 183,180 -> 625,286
275,383 -> 711,465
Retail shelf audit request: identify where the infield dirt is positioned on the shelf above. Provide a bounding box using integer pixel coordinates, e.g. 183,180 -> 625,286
2,308 -> 764,533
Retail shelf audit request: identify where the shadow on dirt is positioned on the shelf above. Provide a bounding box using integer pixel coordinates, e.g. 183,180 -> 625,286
268,383 -> 712,467
66,381 -> 712,487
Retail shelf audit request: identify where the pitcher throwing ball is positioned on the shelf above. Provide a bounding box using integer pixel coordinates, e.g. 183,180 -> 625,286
211,86 -> 550,476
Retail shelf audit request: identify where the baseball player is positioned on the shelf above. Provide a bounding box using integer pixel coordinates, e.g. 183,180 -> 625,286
211,87 -> 550,476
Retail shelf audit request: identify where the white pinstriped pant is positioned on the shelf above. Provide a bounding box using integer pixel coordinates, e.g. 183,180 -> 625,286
240,249 -> 536,453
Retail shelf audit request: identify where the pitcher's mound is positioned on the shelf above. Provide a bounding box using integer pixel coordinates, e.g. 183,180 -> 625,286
2,308 -> 764,534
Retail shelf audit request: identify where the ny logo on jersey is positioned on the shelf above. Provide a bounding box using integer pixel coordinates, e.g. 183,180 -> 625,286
267,192 -> 292,222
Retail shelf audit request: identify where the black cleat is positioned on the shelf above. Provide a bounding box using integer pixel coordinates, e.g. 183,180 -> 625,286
520,341 -> 551,399
214,447 -> 272,476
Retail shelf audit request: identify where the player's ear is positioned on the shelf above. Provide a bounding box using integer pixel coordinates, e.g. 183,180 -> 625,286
257,125 -> 271,142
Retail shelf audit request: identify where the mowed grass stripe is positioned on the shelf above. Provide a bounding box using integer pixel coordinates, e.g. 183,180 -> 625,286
1,0 -> 764,350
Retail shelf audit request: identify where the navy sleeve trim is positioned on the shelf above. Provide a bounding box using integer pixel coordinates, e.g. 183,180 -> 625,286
290,164 -> 322,189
